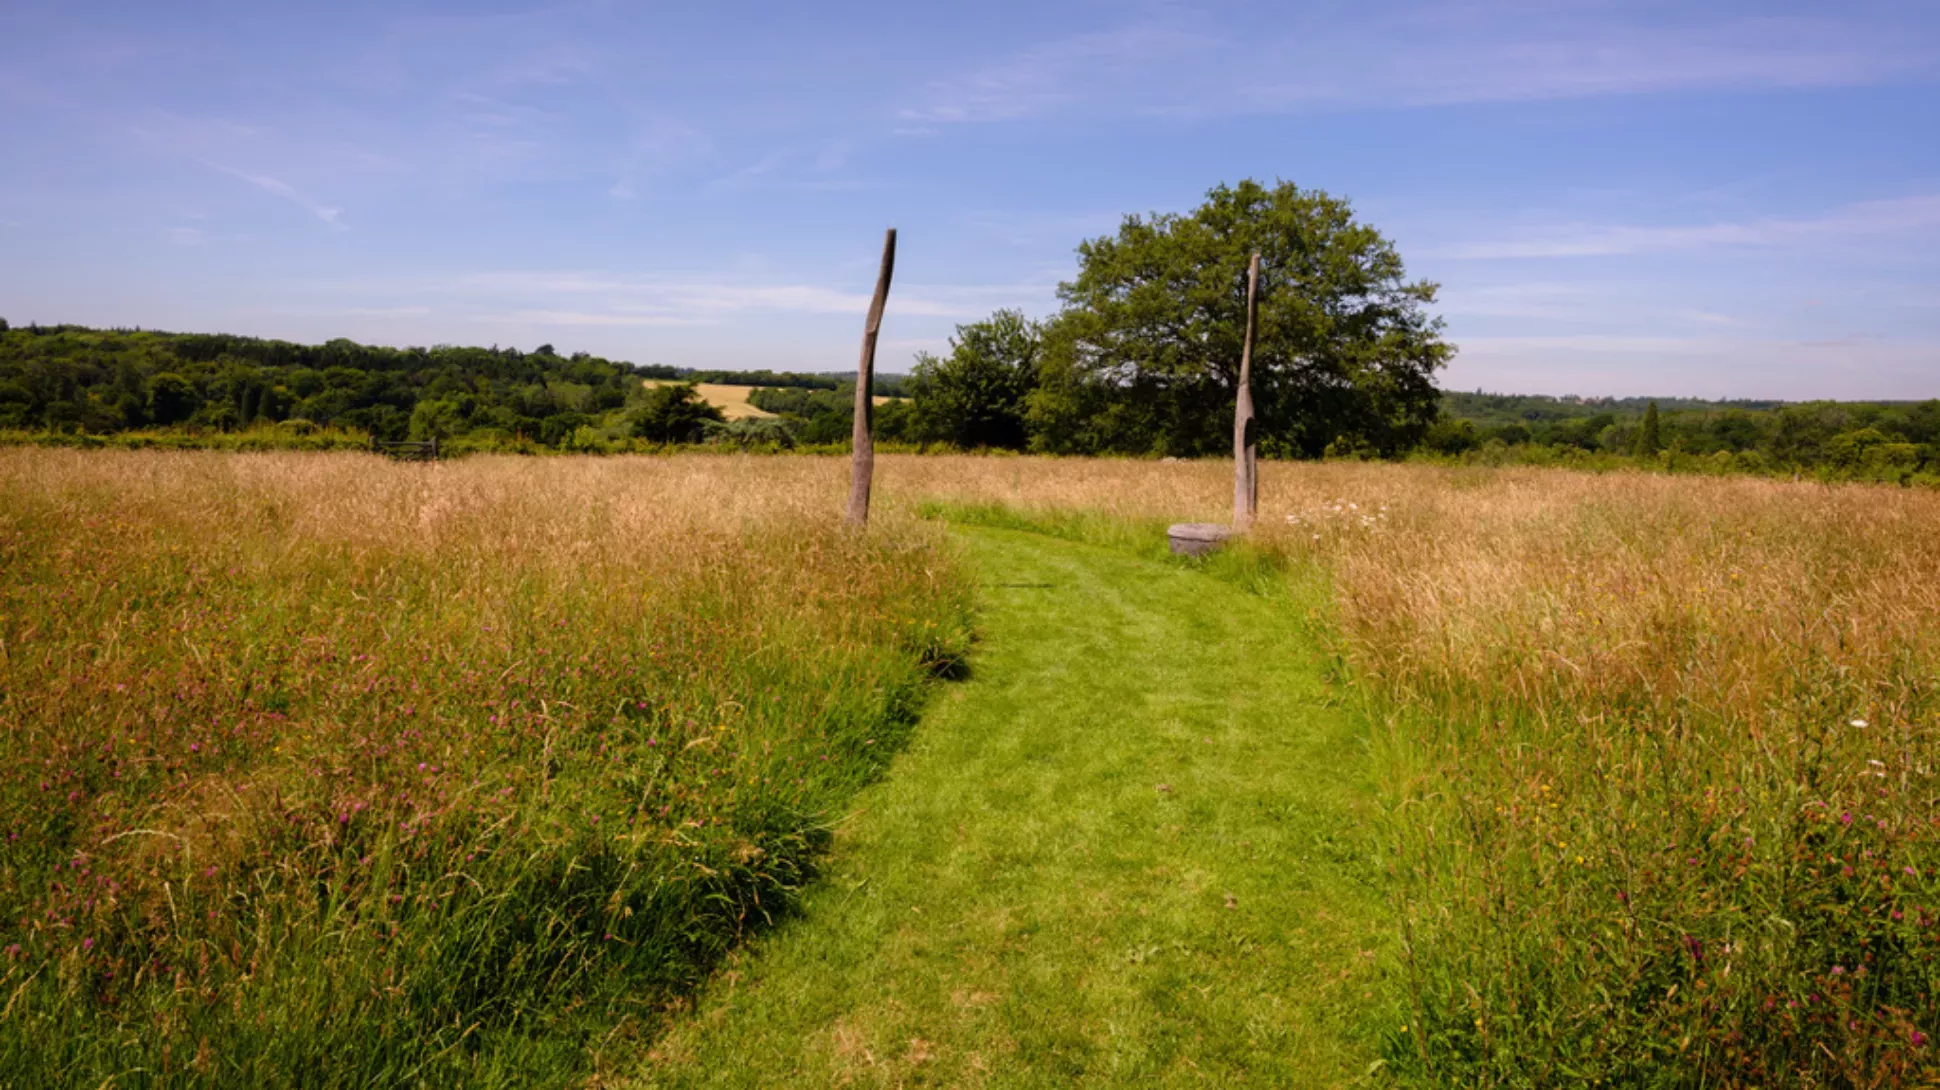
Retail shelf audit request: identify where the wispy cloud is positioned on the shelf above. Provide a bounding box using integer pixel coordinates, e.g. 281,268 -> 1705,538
703,140 -> 872,195
900,21 -> 1215,124
486,310 -> 713,328
1447,333 -> 1940,399
1438,282 -> 1598,322
1270,9 -> 1939,109
901,4 -> 1939,124
436,271 -> 1053,321
319,271 -> 1059,331
342,306 -> 432,317
1434,194 -> 1940,260
166,226 -> 207,246
202,161 -> 344,229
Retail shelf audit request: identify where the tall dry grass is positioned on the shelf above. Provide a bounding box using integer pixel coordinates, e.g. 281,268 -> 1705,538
1302,471 -> 1940,1086
892,455 -> 1940,1085
7,449 -> 1936,1084
0,450 -> 968,1086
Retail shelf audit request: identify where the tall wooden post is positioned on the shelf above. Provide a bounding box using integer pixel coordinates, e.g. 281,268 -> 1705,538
847,228 -> 896,528
1233,252 -> 1261,531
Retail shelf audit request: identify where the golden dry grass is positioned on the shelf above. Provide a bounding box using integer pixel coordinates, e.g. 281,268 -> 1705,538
641,379 -> 903,421
640,380 -> 777,420
0,448 -> 969,1085
7,449 -> 1937,1085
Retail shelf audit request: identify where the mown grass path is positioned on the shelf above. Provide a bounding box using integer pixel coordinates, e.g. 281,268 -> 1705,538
637,527 -> 1391,1087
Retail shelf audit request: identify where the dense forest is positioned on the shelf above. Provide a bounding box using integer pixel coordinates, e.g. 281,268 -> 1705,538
0,321 -> 662,444
0,322 -> 907,449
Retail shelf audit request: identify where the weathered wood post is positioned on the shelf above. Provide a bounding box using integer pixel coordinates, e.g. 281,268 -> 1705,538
1233,251 -> 1261,531
1167,252 -> 1263,557
846,228 -> 896,528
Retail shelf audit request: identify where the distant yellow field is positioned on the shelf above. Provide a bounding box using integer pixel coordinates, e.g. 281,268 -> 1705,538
641,380 -> 775,420
643,380 -> 905,419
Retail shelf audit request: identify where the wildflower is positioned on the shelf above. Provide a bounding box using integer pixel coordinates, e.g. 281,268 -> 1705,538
1851,719 -> 1869,728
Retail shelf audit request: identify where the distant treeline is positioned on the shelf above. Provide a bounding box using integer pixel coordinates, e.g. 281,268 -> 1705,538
1434,391 -> 1940,483
1443,391 -> 1790,426
0,322 -> 899,447
5,321 -> 1937,483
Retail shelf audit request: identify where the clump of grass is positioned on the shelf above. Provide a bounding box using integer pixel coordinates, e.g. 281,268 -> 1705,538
1274,470 -> 1940,1085
0,450 -> 970,1086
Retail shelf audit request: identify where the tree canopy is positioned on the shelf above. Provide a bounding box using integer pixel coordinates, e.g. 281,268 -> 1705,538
631,383 -> 725,444
1026,180 -> 1451,457
907,310 -> 1039,450
0,324 -> 668,441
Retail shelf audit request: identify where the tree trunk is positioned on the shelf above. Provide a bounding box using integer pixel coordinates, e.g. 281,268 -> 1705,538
1233,251 -> 1261,531
847,228 -> 896,528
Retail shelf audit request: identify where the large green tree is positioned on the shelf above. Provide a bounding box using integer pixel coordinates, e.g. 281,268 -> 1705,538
1028,180 -> 1452,457
908,309 -> 1040,449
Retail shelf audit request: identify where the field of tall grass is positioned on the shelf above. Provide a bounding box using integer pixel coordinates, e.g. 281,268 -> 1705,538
6,449 -> 1935,1085
899,456 -> 1940,1085
0,450 -> 969,1086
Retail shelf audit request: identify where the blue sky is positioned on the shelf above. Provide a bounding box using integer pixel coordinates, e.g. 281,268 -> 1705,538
2,0 -> 1937,398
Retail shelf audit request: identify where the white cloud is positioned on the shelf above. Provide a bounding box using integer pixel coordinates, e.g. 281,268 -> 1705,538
1434,194 -> 1940,260
901,4 -> 1939,124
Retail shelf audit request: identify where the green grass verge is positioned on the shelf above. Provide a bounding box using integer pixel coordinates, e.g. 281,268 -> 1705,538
635,525 -> 1396,1087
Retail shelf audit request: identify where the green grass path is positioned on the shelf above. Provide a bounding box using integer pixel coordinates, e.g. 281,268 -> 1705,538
636,528 -> 1391,1087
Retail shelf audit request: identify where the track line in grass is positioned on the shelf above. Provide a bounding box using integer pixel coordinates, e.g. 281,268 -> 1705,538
636,526 -> 1392,1087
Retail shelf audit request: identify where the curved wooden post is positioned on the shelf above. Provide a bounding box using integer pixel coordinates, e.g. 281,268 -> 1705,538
847,228 -> 896,528
1233,252 -> 1261,531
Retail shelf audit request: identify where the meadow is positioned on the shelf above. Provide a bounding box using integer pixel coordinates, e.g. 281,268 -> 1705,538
899,457 -> 1940,1086
3,449 -> 1936,1086
0,450 -> 969,1085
